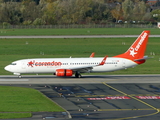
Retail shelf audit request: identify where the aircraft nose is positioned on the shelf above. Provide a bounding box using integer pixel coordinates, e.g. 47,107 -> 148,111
4,65 -> 10,72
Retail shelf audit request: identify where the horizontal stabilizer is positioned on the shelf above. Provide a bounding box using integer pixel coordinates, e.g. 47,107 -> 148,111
134,56 -> 151,61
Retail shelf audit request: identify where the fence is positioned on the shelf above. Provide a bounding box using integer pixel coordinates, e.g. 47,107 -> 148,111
1,24 -> 157,29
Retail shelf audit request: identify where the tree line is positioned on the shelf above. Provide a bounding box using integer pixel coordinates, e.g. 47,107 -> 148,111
0,0 -> 160,25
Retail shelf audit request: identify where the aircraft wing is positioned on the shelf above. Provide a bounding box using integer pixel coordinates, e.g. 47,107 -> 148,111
69,65 -> 94,73
65,56 -> 108,73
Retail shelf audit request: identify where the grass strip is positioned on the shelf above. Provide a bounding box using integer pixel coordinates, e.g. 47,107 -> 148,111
0,28 -> 159,36
0,86 -> 64,113
0,113 -> 32,119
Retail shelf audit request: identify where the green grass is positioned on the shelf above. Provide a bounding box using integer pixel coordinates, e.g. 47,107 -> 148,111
0,28 -> 159,35
0,113 -> 32,119
0,37 -> 160,75
0,86 -> 64,119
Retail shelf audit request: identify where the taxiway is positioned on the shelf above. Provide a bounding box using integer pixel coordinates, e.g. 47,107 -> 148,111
1,75 -> 160,120
0,35 -> 160,39
0,74 -> 160,84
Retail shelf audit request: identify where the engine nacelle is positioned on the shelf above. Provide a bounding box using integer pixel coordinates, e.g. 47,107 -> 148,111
56,69 -> 73,77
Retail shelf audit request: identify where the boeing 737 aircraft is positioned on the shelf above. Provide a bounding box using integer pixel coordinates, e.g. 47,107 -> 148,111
5,30 -> 150,78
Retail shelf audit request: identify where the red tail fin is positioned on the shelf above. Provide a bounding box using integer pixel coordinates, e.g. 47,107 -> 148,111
114,31 -> 150,63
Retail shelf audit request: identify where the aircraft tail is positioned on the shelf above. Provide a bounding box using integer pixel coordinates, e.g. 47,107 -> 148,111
114,30 -> 150,64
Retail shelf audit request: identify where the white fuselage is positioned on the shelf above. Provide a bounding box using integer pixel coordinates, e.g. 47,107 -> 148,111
4,57 -> 137,75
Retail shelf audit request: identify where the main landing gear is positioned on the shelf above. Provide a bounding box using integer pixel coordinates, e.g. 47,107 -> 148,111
18,75 -> 22,78
75,72 -> 82,78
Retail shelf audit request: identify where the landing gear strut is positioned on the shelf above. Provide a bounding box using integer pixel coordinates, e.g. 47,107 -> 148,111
14,73 -> 22,78
18,75 -> 22,78
75,72 -> 81,78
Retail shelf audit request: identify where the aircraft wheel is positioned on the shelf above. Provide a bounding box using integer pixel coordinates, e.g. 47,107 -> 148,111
75,72 -> 81,78
18,75 -> 22,78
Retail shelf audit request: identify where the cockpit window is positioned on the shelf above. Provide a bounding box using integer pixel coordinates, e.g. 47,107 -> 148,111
10,63 -> 16,65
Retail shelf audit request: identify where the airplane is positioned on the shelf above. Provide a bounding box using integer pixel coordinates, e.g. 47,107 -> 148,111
4,30 -> 150,78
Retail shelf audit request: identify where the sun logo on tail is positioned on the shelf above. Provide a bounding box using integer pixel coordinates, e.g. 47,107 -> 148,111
130,47 -> 137,57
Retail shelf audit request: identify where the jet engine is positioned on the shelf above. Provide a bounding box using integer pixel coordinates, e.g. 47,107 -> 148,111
56,69 -> 73,77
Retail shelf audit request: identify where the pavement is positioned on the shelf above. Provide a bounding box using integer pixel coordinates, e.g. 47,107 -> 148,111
0,35 -> 160,38
1,75 -> 160,119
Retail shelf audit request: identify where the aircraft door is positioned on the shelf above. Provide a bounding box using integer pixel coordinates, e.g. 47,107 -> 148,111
122,60 -> 125,68
22,61 -> 26,69
21,61 -> 28,73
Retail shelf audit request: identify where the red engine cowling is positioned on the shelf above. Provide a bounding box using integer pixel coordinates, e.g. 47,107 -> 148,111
56,69 -> 73,77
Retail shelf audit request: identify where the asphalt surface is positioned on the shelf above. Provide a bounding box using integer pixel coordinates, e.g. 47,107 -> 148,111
0,74 -> 160,84
1,75 -> 160,120
0,35 -> 160,38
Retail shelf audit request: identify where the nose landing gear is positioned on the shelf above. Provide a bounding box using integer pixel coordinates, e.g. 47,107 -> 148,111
13,73 -> 22,78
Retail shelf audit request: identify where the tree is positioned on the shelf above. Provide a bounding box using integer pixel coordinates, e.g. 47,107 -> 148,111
122,0 -> 134,21
132,1 -> 146,21
0,2 -> 22,24
111,3 -> 122,22
44,0 -> 93,24
85,0 -> 110,23
22,1 -> 43,23
43,0 -> 58,24
151,9 -> 160,22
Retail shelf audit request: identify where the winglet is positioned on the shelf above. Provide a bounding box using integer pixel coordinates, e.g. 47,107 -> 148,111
99,56 -> 108,65
90,52 -> 95,58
